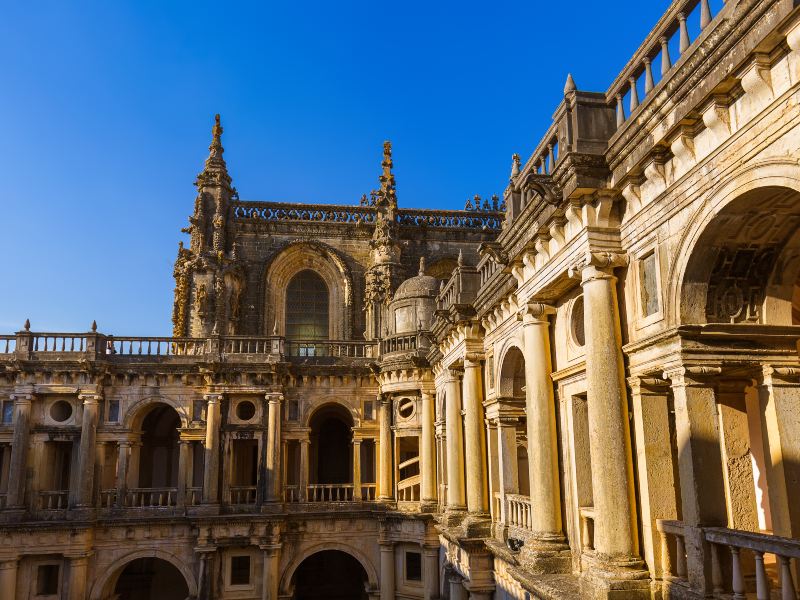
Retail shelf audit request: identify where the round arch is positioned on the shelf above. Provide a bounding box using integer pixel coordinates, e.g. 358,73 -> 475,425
279,543 -> 379,597
123,396 -> 190,431
89,549 -> 198,600
668,160 -> 800,326
263,241 -> 355,339
304,400 -> 360,429
497,342 -> 526,399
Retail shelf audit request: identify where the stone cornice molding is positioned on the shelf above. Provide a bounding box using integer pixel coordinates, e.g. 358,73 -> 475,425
569,250 -> 628,280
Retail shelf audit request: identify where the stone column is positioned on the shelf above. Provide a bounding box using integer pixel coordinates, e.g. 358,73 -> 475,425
68,555 -> 89,600
420,390 -> 437,508
265,392 -> 283,502
665,366 -> 727,594
521,302 -> 563,539
75,393 -> 100,508
7,393 -> 32,508
378,396 -> 393,501
716,379 -> 759,531
628,376 -> 679,579
445,370 -> 466,511
115,440 -> 131,508
448,573 -> 467,600
423,545 -> 439,600
0,558 -> 18,600
202,393 -> 223,504
261,544 -> 281,600
177,439 -> 191,507
353,439 -> 362,500
757,366 -> 800,539
299,438 -> 310,501
463,354 -> 488,515
380,542 -> 395,600
580,261 -> 638,558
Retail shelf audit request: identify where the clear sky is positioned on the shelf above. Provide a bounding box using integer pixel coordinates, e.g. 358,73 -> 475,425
0,0 -> 714,335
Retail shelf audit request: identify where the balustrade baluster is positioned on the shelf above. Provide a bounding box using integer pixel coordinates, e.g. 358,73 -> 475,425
678,12 -> 690,53
700,0 -> 712,28
731,546 -> 746,599
779,556 -> 796,600
661,36 -> 672,75
755,551 -> 770,600
660,532 -> 673,578
676,536 -> 687,578
711,543 -> 724,593
630,77 -> 639,112
616,94 -> 625,127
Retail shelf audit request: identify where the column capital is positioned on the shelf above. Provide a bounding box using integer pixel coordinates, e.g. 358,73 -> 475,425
569,251 -> 628,282
265,392 -> 284,404
519,301 -> 556,324
627,375 -> 670,394
464,352 -> 484,367
78,392 -> 102,404
663,365 -> 722,387
8,393 -> 32,405
203,393 -> 224,403
444,366 -> 464,382
352,438 -> 362,447
759,365 -> 800,387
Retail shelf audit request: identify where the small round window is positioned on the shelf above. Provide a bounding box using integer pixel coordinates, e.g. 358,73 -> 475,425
50,400 -> 73,422
398,398 -> 415,420
571,296 -> 586,347
236,400 -> 256,421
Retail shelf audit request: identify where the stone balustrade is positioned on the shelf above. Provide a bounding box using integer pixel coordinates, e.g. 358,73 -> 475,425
0,329 -> 377,365
228,485 -> 257,505
606,0 -> 722,130
306,484 -> 355,502
126,487 -> 178,508
37,490 -> 68,511
505,494 -> 534,533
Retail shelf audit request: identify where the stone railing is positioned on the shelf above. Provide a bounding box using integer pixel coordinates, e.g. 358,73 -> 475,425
397,474 -> 421,502
228,485 -> 257,505
606,0 -> 724,130
506,494 -> 534,532
99,489 -> 117,508
38,490 -> 69,511
126,487 -> 178,508
0,336 -> 15,354
306,484 -> 355,502
359,483 -> 377,501
396,208 -> 503,231
703,527 -> 800,600
657,519 -> 689,584
232,201 -> 377,224
1,330 -> 376,366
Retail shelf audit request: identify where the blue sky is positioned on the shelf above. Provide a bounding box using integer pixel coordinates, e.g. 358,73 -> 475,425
0,1 -> 708,335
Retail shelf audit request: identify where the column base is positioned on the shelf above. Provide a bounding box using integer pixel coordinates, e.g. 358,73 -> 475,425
518,536 -> 572,575
441,507 -> 467,528
419,500 -> 438,513
579,552 -> 651,600
460,513 -> 491,538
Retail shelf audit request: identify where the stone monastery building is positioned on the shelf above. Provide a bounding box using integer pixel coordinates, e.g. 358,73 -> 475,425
3,0 -> 800,598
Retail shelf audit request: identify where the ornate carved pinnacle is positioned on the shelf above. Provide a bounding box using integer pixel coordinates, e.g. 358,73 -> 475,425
91,320 -> 97,332
24,318 -> 30,331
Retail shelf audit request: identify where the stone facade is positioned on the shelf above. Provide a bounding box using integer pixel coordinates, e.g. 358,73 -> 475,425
2,0 -> 800,598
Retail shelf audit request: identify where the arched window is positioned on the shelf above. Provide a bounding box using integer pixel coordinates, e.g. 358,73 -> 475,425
286,270 -> 329,340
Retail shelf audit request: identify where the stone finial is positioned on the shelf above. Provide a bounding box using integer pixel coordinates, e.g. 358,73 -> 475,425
464,197 -> 474,211
458,249 -> 464,267
24,318 -> 30,331
91,320 -> 97,332
200,113 -> 228,178
419,256 -> 426,276
564,73 -> 577,94
511,154 -> 521,179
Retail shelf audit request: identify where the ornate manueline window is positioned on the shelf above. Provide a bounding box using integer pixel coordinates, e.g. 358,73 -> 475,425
285,270 -> 329,341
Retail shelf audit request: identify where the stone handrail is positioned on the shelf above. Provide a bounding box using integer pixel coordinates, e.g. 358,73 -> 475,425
380,332 -> 421,356
657,519 -> 689,583
126,487 -> 178,508
506,494 -> 534,532
99,489 -> 117,508
0,336 -> 15,354
606,0 -> 725,130
38,490 -> 69,511
284,485 -> 301,503
229,485 -> 258,505
306,484 -> 355,502
396,208 -> 503,231
397,474 -> 421,502
232,201 -> 377,224
2,330 -> 375,365
359,483 -> 377,501
704,527 -> 800,599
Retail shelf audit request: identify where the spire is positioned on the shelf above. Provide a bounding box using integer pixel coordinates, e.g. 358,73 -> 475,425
197,114 -> 231,188
564,73 -> 577,95
377,141 -> 397,209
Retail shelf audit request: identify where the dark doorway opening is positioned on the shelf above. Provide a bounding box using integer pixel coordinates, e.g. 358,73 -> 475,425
293,550 -> 369,600
113,557 -> 189,600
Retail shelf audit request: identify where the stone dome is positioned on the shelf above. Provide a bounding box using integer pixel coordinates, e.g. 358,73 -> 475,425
394,258 -> 439,301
